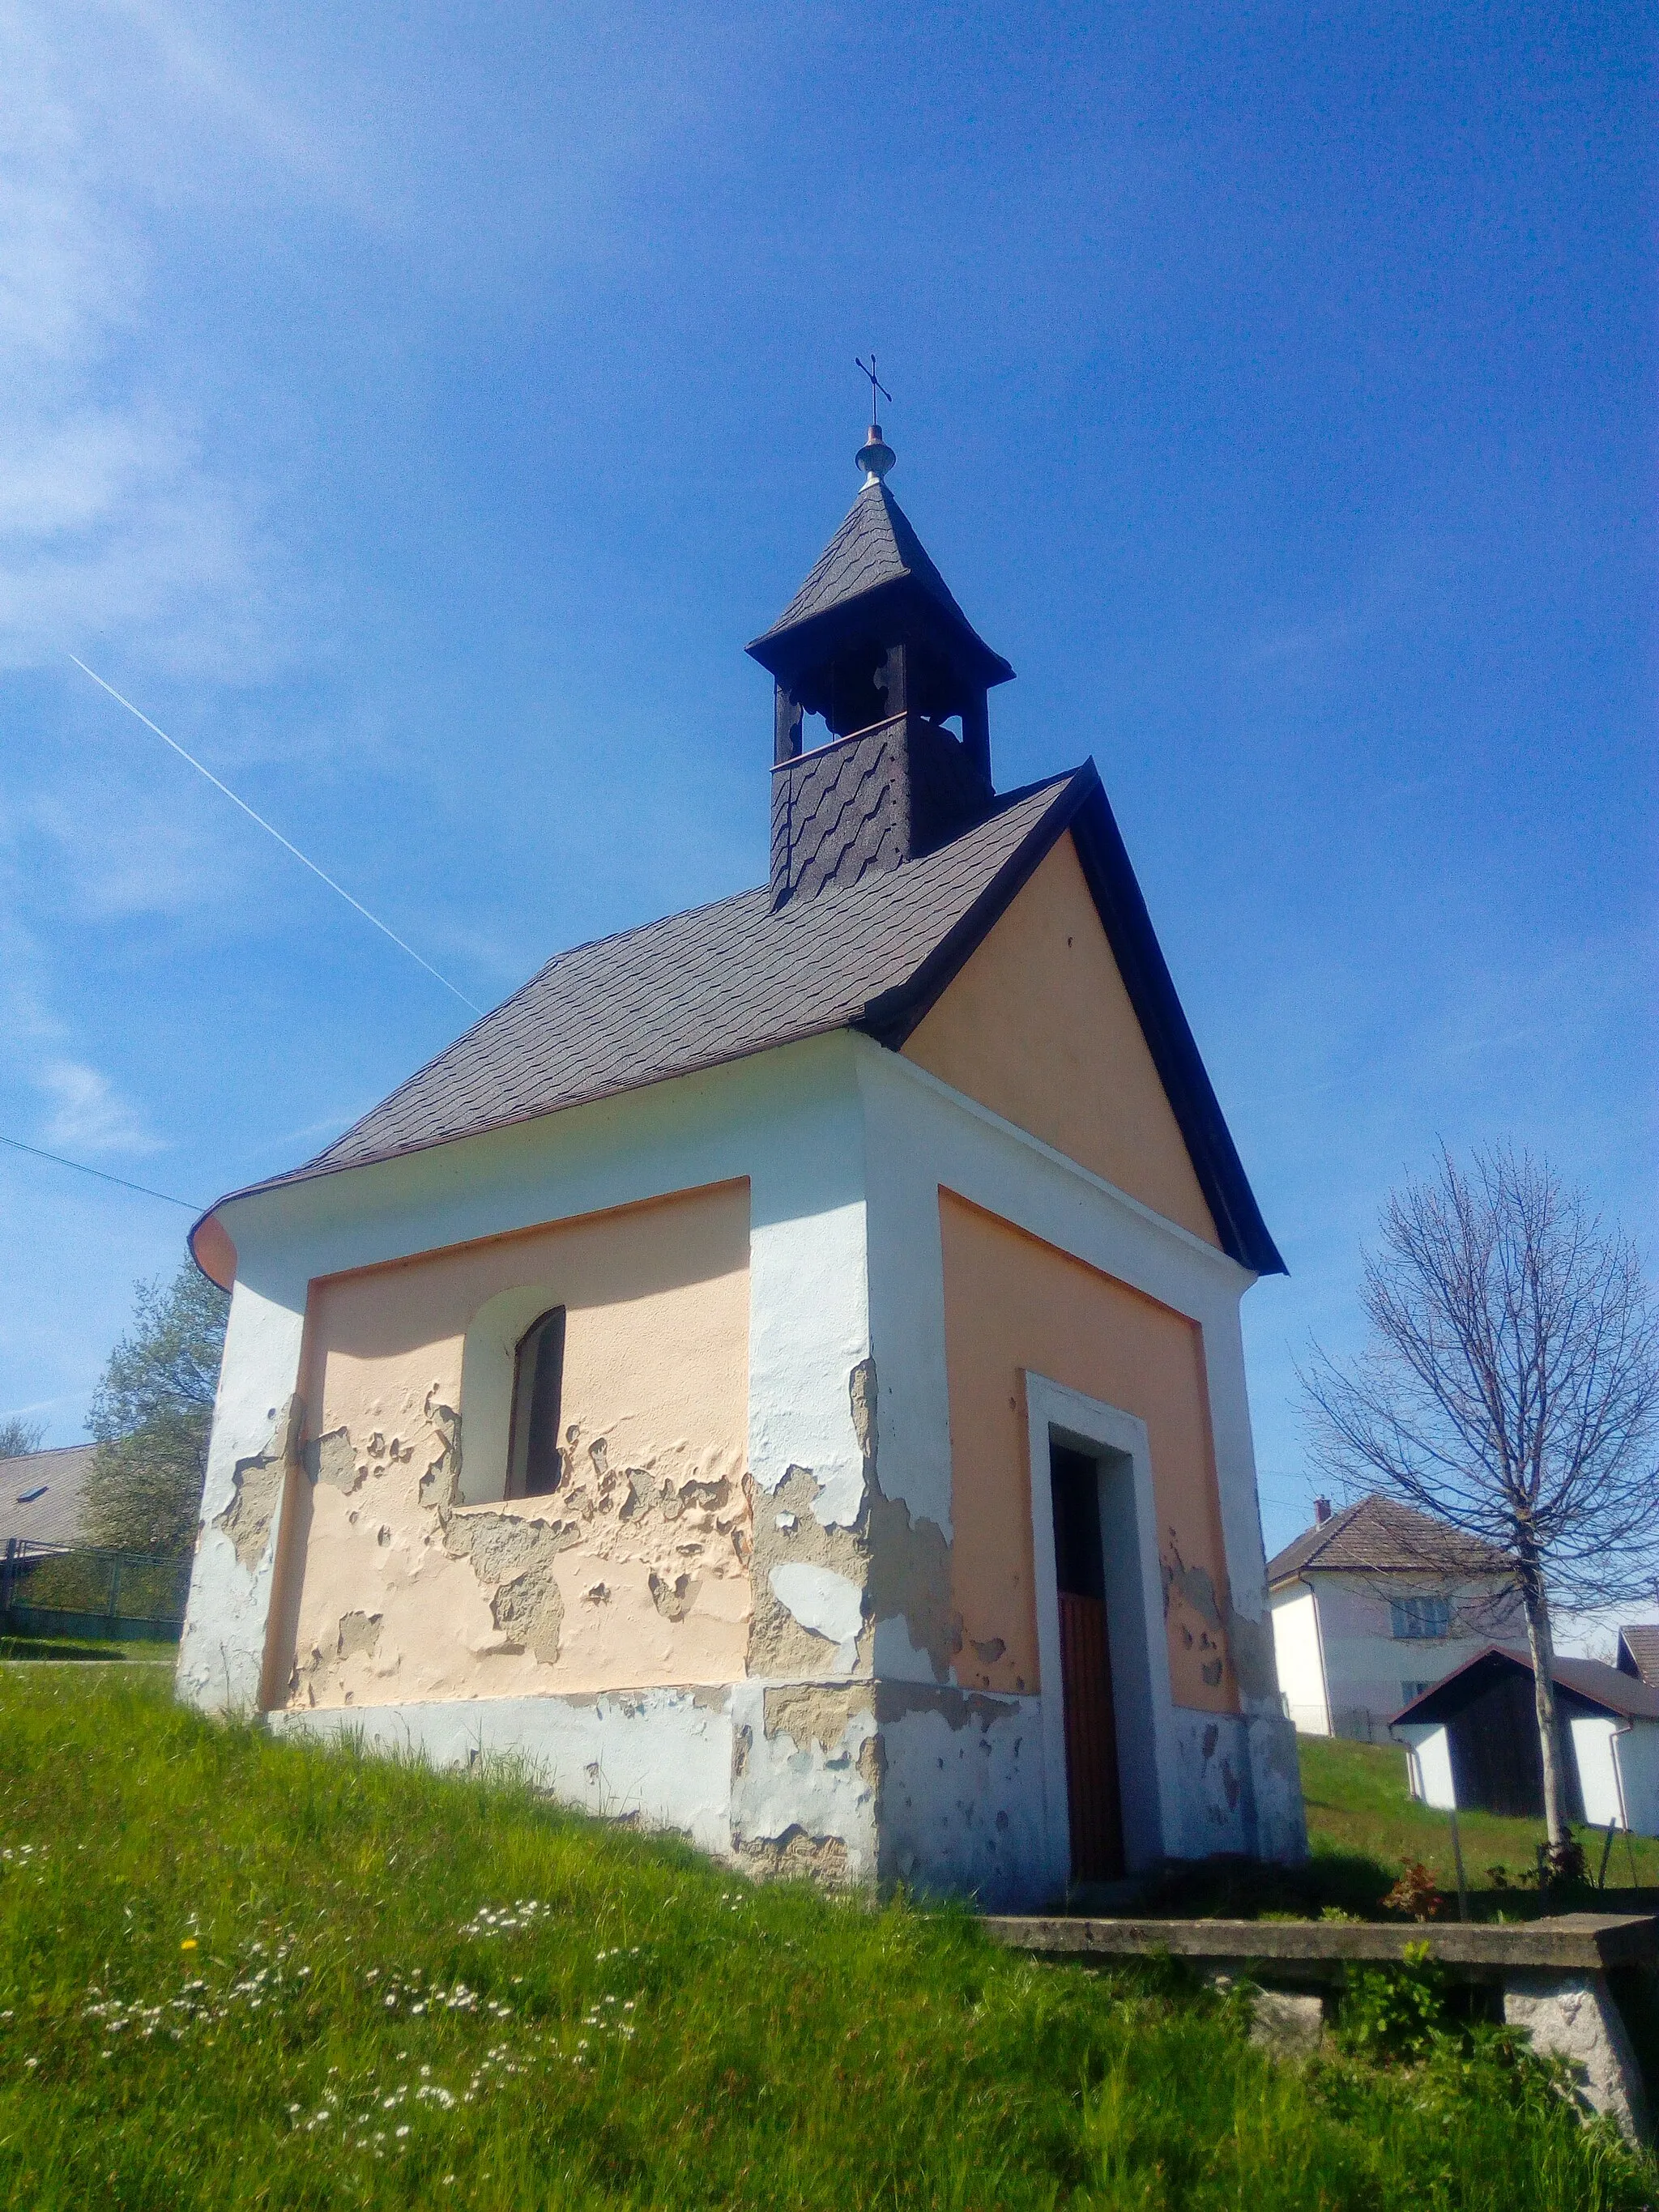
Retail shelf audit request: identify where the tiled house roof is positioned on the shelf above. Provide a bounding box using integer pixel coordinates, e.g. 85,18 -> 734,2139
1618,1626 -> 1659,1687
1266,1494 -> 1511,1588
0,1444 -> 99,1549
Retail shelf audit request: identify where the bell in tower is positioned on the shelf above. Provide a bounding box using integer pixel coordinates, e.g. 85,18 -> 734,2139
747,413 -> 1014,908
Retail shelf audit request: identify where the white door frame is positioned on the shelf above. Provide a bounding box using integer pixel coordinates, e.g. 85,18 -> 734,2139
1025,1373 -> 1179,1876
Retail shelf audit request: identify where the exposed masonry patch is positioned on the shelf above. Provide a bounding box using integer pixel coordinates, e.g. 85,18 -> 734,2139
746,1357 -> 965,1685
215,1398 -> 301,1571
769,1562 -> 863,1673
746,1463 -> 870,1679
417,1390 -> 462,1508
305,1428 -> 360,1494
335,1610 -> 382,1661
1160,1536 -> 1277,1702
650,1570 -> 697,1622
439,1506 -> 568,1664
762,1683 -> 874,1755
738,1826 -> 852,1887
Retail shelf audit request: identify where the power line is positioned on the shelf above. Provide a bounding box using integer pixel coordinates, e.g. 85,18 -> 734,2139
0,1133 -> 203,1212
68,655 -> 484,1015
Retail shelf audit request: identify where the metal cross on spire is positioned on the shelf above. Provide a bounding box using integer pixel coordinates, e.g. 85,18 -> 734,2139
854,355 -> 896,484
855,353 -> 892,423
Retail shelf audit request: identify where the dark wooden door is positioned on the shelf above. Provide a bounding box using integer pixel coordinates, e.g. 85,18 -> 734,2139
1051,1443 -> 1125,1881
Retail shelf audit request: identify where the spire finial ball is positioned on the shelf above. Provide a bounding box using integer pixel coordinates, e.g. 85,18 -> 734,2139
857,427 -> 895,485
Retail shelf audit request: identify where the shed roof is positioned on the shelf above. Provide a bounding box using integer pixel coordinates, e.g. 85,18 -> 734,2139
193,761 -> 1284,1278
1266,1493 -> 1511,1588
0,1444 -> 99,1549
1392,1645 -> 1659,1728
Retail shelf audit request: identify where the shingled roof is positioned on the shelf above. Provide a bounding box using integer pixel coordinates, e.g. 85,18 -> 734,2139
0,1443 -> 99,1549
1395,1646 -> 1659,1727
1618,1626 -> 1659,1687
192,760 -> 1285,1277
1266,1494 -> 1511,1588
747,480 -> 1013,688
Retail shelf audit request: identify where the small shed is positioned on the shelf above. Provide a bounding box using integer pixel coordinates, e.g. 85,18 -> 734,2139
1393,1646 -> 1659,1835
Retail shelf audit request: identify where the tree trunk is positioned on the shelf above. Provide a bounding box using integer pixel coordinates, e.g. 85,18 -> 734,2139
1519,1566 -> 1569,1848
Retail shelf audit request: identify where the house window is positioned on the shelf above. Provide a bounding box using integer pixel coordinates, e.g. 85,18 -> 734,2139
505,1307 -> 565,1498
1390,1593 -> 1452,1641
1401,1679 -> 1435,1703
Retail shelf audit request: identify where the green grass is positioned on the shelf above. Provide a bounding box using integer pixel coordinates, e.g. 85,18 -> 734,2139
0,1634 -> 175,1664
1299,1735 -> 1659,1908
0,1673 -> 1653,2209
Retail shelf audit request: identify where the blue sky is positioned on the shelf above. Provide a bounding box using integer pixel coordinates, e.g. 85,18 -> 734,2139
0,1 -> 1651,1566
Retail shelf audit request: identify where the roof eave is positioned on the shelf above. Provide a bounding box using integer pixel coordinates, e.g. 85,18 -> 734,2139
745,573 -> 1014,688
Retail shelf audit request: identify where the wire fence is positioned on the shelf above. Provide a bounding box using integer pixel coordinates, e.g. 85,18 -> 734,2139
0,1538 -> 190,1643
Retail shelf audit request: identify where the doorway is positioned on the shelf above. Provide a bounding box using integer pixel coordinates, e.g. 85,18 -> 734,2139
1050,1440 -> 1125,1881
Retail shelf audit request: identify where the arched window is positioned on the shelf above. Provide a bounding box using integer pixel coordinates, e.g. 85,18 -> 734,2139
505,1307 -> 565,1498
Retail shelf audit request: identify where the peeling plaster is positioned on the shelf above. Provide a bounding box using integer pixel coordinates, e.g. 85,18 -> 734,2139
215,1399 -> 301,1571
729,1681 -> 878,1887
767,1562 -> 863,1673
305,1428 -> 360,1494
283,1385 -> 752,1707
1161,1535 -> 1235,1699
746,1464 -> 870,1680
855,1357 -> 962,1685
1160,1532 -> 1277,1704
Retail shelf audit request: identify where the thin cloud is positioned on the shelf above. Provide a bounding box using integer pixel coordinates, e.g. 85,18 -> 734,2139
0,3 -> 275,676
36,1058 -> 158,1157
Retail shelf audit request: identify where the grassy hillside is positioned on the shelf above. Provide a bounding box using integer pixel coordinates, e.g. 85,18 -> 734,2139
0,1671 -> 1653,2210
1299,1734 -> 1659,1905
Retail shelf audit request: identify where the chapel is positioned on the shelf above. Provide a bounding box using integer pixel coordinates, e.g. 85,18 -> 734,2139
179,418 -> 1306,1902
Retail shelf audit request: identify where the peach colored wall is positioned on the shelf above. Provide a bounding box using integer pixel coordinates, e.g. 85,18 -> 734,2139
902,833 -> 1220,1249
268,1179 -> 752,1710
939,1189 -> 1237,1712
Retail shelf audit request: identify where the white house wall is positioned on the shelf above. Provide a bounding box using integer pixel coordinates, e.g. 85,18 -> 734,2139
1569,1715 -> 1626,1831
1269,1583 -> 1330,1736
1300,1571 -> 1525,1735
1397,1722 -> 1456,1810
1614,1724 -> 1659,1839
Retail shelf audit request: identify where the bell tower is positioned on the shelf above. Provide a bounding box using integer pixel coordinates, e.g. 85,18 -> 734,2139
747,419 -> 1014,908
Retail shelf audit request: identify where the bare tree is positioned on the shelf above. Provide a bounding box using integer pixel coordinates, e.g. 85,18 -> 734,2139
1303,1144 -> 1659,1852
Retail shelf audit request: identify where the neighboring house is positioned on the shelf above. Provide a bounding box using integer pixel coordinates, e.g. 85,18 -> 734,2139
1616,1626 -> 1659,1688
178,424 -> 1306,1904
0,1444 -> 99,1550
1268,1494 -> 1524,1739
1394,1647 -> 1659,1835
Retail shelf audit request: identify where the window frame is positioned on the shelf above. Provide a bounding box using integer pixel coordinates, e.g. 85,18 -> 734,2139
1389,1592 -> 1452,1643
505,1306 -> 567,1500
